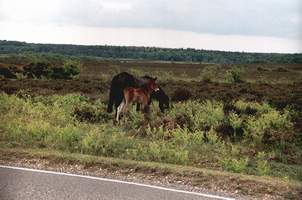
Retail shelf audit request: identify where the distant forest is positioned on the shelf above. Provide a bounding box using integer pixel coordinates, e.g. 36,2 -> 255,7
1,40 -> 301,64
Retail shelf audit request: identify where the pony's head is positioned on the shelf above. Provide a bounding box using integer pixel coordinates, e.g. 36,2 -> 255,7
146,77 -> 159,92
154,87 -> 169,112
159,95 -> 169,112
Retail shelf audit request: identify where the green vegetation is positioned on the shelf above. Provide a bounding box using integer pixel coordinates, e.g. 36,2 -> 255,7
0,93 -> 301,182
1,40 -> 302,64
0,40 -> 301,198
225,66 -> 244,83
0,55 -> 81,79
1,51 -> 302,85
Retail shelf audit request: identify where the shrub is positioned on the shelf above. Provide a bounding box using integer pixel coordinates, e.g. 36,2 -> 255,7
206,128 -> 220,144
73,102 -> 110,123
193,100 -> 224,131
168,100 -> 224,131
228,112 -> 243,138
81,125 -> 135,157
63,60 -> 81,77
219,144 -> 249,173
23,61 -> 53,79
220,157 -> 249,173
199,65 -> 220,82
52,60 -> 81,79
234,100 -> 273,114
244,109 -> 293,144
256,152 -> 270,176
225,66 -> 244,83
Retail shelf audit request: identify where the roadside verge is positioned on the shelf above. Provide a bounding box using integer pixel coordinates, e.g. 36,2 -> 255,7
0,147 -> 301,199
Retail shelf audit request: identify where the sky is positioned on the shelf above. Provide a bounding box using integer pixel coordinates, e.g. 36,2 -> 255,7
0,0 -> 301,53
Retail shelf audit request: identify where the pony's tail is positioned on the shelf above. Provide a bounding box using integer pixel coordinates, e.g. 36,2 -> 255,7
107,87 -> 114,113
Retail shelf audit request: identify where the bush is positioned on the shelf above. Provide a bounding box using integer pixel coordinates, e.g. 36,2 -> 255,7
199,65 -> 220,82
220,157 -> 249,173
225,67 -> 244,83
228,112 -> 243,138
73,102 -> 110,123
168,100 -> 224,131
244,109 -> 293,144
21,59 -> 81,79
192,100 -> 224,131
81,125 -> 135,157
23,61 -> 53,79
256,152 -> 270,176
52,60 -> 81,79
234,100 -> 273,114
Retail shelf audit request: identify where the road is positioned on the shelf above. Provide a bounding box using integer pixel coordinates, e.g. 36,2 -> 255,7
0,165 -> 234,200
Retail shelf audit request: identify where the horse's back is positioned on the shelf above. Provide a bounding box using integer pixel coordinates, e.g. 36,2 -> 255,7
112,72 -> 137,88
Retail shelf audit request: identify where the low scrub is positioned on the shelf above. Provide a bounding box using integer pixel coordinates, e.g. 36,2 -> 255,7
225,66 -> 244,83
0,59 -> 81,79
0,93 -> 301,181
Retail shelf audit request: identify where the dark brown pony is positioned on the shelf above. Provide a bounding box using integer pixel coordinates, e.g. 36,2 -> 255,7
115,78 -> 159,122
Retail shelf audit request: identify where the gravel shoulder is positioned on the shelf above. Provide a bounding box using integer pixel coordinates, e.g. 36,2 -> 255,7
0,147 -> 301,199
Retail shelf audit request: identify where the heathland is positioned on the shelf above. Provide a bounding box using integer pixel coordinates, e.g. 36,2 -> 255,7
0,41 -> 302,198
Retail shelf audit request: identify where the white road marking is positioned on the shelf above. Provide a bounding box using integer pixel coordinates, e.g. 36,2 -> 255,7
0,165 -> 235,200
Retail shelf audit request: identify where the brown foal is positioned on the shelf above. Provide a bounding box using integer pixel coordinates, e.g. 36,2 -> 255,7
116,78 -> 159,122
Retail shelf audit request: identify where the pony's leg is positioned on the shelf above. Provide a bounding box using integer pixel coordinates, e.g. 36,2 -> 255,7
107,88 -> 115,113
122,99 -> 129,114
115,96 -> 124,119
116,100 -> 125,122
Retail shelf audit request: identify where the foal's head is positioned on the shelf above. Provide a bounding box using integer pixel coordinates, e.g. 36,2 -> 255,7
145,77 -> 159,92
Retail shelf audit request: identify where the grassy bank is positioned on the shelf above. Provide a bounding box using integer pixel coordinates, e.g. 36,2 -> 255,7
0,93 -> 301,181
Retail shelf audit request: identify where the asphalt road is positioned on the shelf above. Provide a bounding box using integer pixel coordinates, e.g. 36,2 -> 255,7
0,166 -> 233,200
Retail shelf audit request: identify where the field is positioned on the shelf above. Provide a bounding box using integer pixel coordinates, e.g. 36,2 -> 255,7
1,55 -> 302,198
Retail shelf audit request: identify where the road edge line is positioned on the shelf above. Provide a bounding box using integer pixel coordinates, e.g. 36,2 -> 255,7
0,165 -> 234,200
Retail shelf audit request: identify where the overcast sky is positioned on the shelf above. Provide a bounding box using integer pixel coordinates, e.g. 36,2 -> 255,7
0,0 -> 301,53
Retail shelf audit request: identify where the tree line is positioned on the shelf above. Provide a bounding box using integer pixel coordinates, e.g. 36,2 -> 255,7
1,40 -> 301,64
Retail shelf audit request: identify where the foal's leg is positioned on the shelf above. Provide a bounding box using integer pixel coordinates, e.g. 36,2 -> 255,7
116,100 -> 125,122
122,98 -> 129,114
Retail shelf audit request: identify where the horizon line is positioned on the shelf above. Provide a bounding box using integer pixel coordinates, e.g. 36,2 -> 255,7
2,39 -> 301,55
